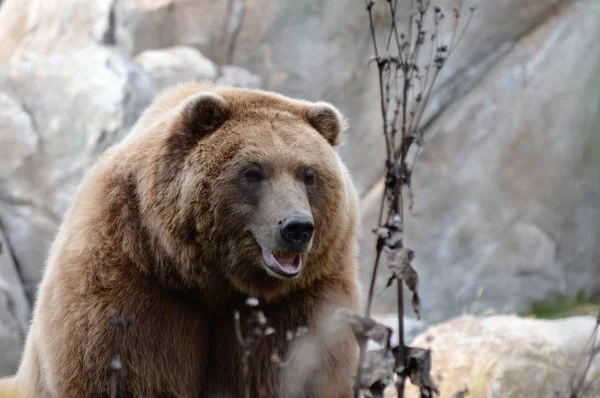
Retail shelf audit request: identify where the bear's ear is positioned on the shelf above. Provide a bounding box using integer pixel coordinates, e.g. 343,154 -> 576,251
181,92 -> 230,135
306,102 -> 348,146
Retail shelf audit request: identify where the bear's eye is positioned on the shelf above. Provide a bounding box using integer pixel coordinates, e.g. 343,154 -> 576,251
303,170 -> 316,186
244,168 -> 266,183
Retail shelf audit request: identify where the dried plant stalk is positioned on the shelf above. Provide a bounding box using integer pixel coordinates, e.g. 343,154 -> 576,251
355,1 -> 476,397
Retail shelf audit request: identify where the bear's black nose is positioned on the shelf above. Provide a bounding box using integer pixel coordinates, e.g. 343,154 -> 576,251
280,213 -> 314,245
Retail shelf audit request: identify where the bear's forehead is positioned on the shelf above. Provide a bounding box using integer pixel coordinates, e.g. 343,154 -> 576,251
224,109 -> 323,148
208,113 -> 334,171
230,107 -> 304,126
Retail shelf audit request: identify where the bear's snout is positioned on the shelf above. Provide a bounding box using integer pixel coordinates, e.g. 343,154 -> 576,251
279,212 -> 314,245
251,211 -> 315,280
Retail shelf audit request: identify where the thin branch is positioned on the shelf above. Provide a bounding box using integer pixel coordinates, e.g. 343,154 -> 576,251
366,246 -> 384,318
356,2 -> 476,397
446,0 -> 462,55
406,0 -> 415,62
366,1 -> 380,58
449,6 -> 477,56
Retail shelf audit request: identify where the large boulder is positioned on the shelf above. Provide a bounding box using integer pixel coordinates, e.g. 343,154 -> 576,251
403,315 -> 600,398
0,92 -> 38,181
134,45 -> 218,93
0,288 -> 22,376
0,0 -> 120,63
0,0 -> 576,194
360,0 -> 600,321
133,46 -> 263,93
0,227 -> 29,376
215,65 -> 264,89
0,0 -> 248,66
0,45 -> 154,301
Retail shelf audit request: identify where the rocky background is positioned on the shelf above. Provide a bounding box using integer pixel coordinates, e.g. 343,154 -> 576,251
0,0 -> 599,395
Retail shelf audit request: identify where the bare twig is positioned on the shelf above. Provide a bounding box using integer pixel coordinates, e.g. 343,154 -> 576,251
269,326 -> 308,369
233,297 -> 271,398
355,1 -> 476,397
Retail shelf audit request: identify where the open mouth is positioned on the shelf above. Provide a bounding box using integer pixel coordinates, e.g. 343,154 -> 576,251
261,248 -> 302,278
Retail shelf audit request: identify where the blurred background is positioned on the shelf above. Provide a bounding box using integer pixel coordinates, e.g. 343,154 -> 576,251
0,0 -> 599,396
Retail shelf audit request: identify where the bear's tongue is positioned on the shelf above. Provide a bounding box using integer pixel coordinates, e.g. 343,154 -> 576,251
262,249 -> 302,278
273,253 -> 299,272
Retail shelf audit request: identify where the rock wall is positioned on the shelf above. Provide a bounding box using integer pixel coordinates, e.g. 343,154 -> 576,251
0,0 -> 599,375
361,0 -> 600,321
404,315 -> 600,397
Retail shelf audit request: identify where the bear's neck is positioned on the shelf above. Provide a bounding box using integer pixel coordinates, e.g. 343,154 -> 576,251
88,168 -> 233,311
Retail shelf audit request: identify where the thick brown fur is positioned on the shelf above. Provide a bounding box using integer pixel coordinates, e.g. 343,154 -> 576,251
6,82 -> 361,398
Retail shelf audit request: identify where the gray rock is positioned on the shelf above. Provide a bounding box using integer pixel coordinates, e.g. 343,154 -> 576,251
0,92 -> 38,180
0,224 -> 30,334
0,0 -> 571,195
215,65 -> 263,89
134,45 -> 218,93
0,227 -> 28,376
0,289 -> 22,377
0,0 -> 224,64
0,45 -> 155,301
359,0 -> 600,322
0,0 -> 119,63
400,315 -> 600,398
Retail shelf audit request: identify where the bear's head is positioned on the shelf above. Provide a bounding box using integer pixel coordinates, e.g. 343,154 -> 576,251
126,82 -> 358,301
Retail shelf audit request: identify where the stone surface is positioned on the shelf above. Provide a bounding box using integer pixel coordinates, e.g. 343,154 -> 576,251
360,0 -> 600,321
0,0 -> 598,350
0,92 -> 38,181
401,315 -> 600,398
0,224 -> 29,334
0,227 -> 28,376
0,288 -> 21,377
0,45 -> 154,301
0,0 -> 117,63
133,47 -> 263,93
215,65 -> 263,89
0,0 -> 573,194
134,45 -> 218,93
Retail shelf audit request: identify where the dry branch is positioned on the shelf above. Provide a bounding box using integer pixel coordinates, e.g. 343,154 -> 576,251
353,1 -> 476,397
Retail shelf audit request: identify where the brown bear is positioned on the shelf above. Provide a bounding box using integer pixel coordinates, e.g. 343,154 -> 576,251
5,82 -> 361,398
